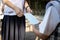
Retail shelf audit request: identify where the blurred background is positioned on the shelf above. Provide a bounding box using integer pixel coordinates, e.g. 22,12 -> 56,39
26,0 -> 50,16
0,0 -> 50,40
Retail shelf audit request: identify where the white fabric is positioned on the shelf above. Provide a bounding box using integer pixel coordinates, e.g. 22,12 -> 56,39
39,6 -> 60,36
24,13 -> 39,25
4,0 -> 24,15
46,1 -> 60,19
0,2 -> 4,19
46,1 -> 60,10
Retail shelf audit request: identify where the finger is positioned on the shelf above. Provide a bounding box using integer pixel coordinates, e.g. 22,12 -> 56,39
31,10 -> 33,13
17,13 -> 23,17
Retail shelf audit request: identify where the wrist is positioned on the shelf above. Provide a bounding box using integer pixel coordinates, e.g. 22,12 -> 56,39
15,7 -> 20,12
26,6 -> 31,12
26,6 -> 30,10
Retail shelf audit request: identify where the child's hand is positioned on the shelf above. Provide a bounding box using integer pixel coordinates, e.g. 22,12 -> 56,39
15,8 -> 24,17
26,7 -> 32,13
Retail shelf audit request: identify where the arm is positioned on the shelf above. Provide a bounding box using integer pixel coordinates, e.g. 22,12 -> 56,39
3,0 -> 19,12
24,1 -> 32,13
32,25 -> 49,40
3,0 -> 23,17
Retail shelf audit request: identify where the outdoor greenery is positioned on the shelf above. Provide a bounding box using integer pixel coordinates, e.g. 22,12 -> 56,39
27,0 -> 49,15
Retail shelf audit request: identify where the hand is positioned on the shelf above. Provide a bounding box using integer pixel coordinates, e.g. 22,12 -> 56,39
26,7 -> 32,13
17,10 -> 24,17
15,8 -> 24,17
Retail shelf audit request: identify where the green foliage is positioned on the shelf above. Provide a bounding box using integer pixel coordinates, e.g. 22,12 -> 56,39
27,0 -> 48,15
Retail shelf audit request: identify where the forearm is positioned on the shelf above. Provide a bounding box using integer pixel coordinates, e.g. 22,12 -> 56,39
24,1 -> 29,9
32,25 -> 48,40
24,1 -> 32,13
3,0 -> 19,11
24,1 -> 31,10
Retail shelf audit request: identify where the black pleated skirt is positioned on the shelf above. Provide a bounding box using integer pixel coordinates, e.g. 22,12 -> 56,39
1,15 -> 25,40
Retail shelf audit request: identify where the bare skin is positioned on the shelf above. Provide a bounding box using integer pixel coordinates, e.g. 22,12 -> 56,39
31,25 -> 48,40
3,0 -> 32,17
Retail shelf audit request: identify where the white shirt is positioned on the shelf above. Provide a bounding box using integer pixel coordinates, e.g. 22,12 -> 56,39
4,0 -> 24,15
39,6 -> 60,36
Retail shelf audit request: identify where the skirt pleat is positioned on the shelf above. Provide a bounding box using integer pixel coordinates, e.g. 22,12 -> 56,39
1,15 -> 25,40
